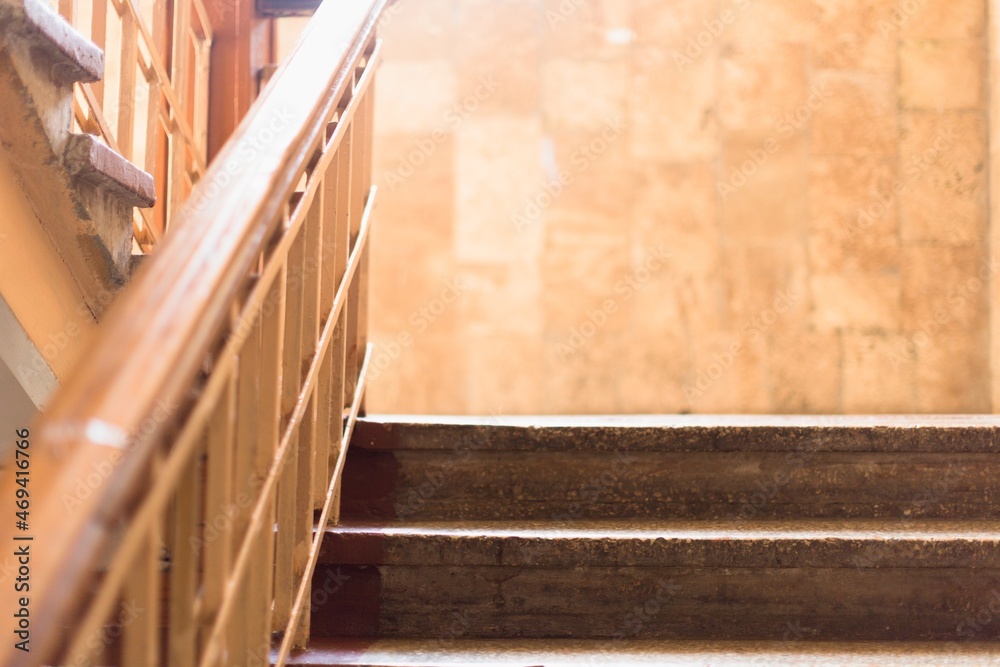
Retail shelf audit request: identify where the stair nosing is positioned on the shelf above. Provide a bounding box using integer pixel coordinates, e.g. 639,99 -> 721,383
317,519 -> 1000,569
63,133 -> 156,208
326,518 -> 1000,541
2,0 -> 104,84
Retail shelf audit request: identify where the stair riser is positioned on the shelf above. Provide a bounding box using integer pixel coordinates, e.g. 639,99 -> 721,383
341,449 -> 1000,521
351,419 -> 1000,453
310,564 -> 1000,641
319,532 -> 1000,569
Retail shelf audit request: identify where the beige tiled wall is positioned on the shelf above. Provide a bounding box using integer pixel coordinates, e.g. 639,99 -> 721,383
362,0 -> 990,415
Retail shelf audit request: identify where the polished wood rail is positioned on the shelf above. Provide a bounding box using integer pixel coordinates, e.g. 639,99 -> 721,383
0,0 -> 385,663
59,0 -> 213,248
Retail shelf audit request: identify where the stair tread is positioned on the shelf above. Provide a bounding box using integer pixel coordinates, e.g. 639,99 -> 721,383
319,519 -> 1000,568
365,414 -> 1000,427
329,518 -> 1000,539
63,133 -> 156,207
354,414 -> 1000,452
285,638 -> 1000,666
0,0 -> 103,83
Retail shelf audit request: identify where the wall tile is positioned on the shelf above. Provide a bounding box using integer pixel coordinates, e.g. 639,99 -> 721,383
374,61 -> 457,135
842,334 -> 917,412
373,132 -> 454,247
543,0 -> 634,60
768,330 -> 842,413
687,332 -> 770,413
900,245 -> 987,331
466,332 -> 544,414
542,223 -> 631,336
458,264 -> 542,337
898,111 -> 986,244
369,247 -> 458,335
719,41 -> 806,135
810,70 -> 897,155
900,0 -> 985,39
378,0 -> 455,61
900,39 -> 986,110
720,132 -> 806,243
633,162 -> 717,276
367,332 -> 469,414
633,0 -> 721,48
811,0 -> 897,71
915,327 -> 990,412
543,329 -> 621,413
456,0 -> 541,114
725,243 -> 809,333
546,128 -> 631,220
619,332 -> 691,413
630,46 -> 718,162
674,275 -> 730,345
626,270 -> 688,338
541,59 -> 629,132
810,273 -> 901,332
725,0 -> 820,49
806,155 -> 899,274
455,115 -> 545,264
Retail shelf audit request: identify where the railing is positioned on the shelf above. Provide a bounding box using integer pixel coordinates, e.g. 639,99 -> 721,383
57,0 -> 213,249
0,0 -> 383,663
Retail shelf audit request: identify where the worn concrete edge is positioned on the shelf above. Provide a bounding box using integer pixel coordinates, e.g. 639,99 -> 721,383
352,415 -> 1000,452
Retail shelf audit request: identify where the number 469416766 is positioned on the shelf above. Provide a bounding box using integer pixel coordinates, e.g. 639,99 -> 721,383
14,429 -> 29,528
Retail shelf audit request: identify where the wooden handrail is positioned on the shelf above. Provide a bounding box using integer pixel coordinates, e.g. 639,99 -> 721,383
0,0 -> 385,663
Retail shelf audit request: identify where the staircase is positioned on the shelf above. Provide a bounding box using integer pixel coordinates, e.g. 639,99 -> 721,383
290,415 -> 1000,665
0,0 -> 153,312
5,1 -> 998,664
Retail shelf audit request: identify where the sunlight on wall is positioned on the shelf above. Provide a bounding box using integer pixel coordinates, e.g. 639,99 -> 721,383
331,0 -> 988,414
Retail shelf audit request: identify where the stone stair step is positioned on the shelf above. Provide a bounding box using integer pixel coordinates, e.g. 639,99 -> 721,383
342,416 -> 1000,521
284,638 -> 1000,666
0,0 -> 146,299
0,0 -> 103,84
311,520 -> 1000,641
64,133 -> 156,208
352,415 -> 1000,453
341,449 -> 1000,521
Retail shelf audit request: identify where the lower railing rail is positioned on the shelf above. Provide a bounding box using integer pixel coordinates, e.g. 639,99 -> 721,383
0,0 -> 385,664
